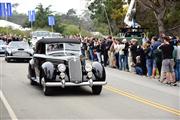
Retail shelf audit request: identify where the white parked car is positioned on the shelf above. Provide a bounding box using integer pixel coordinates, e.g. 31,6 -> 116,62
5,41 -> 34,62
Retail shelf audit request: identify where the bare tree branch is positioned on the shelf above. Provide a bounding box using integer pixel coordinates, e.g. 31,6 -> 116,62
137,0 -> 157,12
167,25 -> 180,31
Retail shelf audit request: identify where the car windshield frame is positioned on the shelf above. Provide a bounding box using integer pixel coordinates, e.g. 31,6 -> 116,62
46,43 -> 64,55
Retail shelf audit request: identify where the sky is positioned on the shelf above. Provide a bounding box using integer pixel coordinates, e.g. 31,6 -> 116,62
0,0 -> 88,15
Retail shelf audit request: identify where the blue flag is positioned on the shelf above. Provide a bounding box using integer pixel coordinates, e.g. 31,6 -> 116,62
0,3 -> 12,17
48,16 -> 55,26
28,10 -> 36,22
0,3 -> 6,17
0,3 -> 2,16
6,3 -> 12,16
31,10 -> 35,21
28,10 -> 31,21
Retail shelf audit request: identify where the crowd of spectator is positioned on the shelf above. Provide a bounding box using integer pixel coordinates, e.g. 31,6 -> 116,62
0,34 -> 31,45
0,35 -> 23,43
78,35 -> 180,86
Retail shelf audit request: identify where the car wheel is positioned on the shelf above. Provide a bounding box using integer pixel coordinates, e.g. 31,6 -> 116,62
92,86 -> 102,95
5,57 -> 10,62
30,80 -> 36,85
41,78 -> 51,96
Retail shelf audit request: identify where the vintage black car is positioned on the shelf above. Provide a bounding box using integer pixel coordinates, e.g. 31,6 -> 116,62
28,38 -> 107,95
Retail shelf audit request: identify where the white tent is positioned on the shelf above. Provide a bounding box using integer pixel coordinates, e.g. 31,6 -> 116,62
0,20 -> 23,30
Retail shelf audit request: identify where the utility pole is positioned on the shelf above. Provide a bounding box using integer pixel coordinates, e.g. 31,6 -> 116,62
102,2 -> 113,36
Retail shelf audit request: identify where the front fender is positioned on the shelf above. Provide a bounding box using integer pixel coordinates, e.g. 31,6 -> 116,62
92,62 -> 106,81
41,62 -> 55,80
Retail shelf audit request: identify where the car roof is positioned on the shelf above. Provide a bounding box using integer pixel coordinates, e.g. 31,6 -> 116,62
36,38 -> 80,45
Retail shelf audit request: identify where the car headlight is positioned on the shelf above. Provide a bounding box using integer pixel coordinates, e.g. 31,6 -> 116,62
60,72 -> 66,79
58,64 -> 66,72
85,63 -> 92,72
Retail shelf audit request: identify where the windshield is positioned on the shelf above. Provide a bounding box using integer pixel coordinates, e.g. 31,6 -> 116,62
50,33 -> 61,38
64,43 -> 80,52
32,31 -> 50,37
9,41 -> 30,49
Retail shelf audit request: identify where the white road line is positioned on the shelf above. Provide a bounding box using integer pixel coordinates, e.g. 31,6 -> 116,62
0,90 -> 18,120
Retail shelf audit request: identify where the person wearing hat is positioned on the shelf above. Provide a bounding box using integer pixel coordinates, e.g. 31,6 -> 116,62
130,38 -> 138,65
122,38 -> 129,71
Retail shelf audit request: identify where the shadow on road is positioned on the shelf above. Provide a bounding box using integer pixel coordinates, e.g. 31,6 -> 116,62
31,84 -> 93,97
6,60 -> 30,63
0,54 -> 5,57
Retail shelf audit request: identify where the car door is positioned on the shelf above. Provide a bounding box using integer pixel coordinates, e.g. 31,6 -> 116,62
33,53 -> 43,84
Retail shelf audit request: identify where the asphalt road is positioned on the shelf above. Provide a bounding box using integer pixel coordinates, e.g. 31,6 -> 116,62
0,57 -> 180,120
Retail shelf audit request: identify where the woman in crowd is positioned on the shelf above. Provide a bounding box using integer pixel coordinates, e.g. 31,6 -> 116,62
108,38 -> 115,68
88,38 -> 95,61
94,39 -> 102,63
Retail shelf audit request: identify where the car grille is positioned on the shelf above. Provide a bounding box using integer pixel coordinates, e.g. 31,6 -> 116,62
68,58 -> 82,83
13,51 -> 30,57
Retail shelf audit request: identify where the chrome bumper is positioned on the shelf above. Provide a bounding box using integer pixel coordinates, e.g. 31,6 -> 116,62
6,56 -> 32,59
45,81 -> 107,87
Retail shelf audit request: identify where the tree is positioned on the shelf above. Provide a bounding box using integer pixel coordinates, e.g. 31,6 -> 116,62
135,2 -> 158,36
137,0 -> 176,34
61,9 -> 80,26
66,9 -> 76,16
88,0 -> 125,35
12,3 -> 19,13
164,1 -> 180,35
62,24 -> 80,36
34,4 -> 53,28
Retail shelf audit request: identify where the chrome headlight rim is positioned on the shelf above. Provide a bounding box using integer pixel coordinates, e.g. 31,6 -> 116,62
58,64 -> 66,72
85,63 -> 92,72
